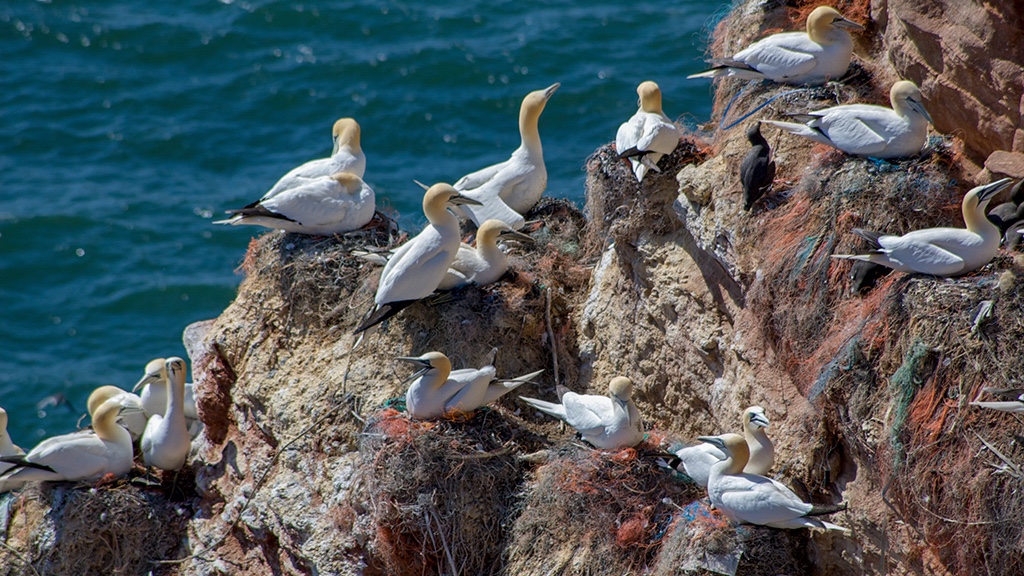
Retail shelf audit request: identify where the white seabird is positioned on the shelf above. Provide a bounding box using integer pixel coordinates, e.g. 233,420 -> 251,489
615,81 -> 682,182
699,433 -> 849,532
0,407 -> 25,477
970,394 -> 1024,413
352,219 -> 534,290
688,6 -> 864,86
215,172 -> 375,236
437,219 -> 534,290
667,406 -> 774,486
134,357 -> 201,438
261,117 -> 366,201
354,183 -> 482,333
453,83 -> 560,229
140,358 -> 192,471
0,398 -> 134,493
762,80 -> 933,158
397,351 -> 543,420
87,385 -> 148,442
519,376 -> 644,450
832,178 -> 1013,276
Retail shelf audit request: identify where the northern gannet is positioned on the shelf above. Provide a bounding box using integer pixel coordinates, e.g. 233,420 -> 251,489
87,385 -> 148,441
437,219 -> 534,290
970,394 -> 1024,413
140,358 -> 191,471
453,83 -> 560,229
215,172 -> 375,236
354,183 -> 482,333
0,407 -> 24,477
832,178 -> 1013,276
699,433 -> 849,532
398,351 -> 543,420
615,81 -> 682,182
740,123 -> 776,210
260,117 -> 365,201
667,406 -> 773,486
688,6 -> 864,86
519,376 -> 644,450
0,398 -> 134,492
762,80 -> 933,158
133,357 -> 201,437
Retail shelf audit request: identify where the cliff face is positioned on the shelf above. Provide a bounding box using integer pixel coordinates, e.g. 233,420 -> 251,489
873,0 -> 1024,168
4,1 -> 1024,575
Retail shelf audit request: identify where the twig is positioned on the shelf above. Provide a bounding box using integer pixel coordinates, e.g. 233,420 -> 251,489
0,540 -> 40,576
545,287 -> 560,388
427,500 -> 458,576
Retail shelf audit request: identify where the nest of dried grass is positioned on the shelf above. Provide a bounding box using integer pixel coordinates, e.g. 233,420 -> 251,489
236,213 -> 401,333
356,406 -> 546,576
746,140 -> 967,393
0,481 -> 190,576
816,274 -> 1024,575
584,137 -> 711,254
504,442 -> 703,575
652,500 -> 813,576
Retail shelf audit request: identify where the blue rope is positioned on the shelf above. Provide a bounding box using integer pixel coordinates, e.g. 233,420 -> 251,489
718,85 -> 815,131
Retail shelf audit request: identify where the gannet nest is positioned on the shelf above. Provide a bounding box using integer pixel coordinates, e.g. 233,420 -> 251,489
0,479 -> 191,576
584,136 -> 712,254
735,73 -> 1024,572
504,441 -> 704,575
355,406 -> 547,576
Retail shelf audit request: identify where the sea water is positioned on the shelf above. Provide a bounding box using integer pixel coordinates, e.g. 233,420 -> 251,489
0,0 -> 731,442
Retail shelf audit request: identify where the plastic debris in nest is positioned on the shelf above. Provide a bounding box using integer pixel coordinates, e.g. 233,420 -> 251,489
235,211 -> 401,330
651,500 -> 813,576
356,405 -> 539,576
0,481 -> 190,575
504,442 -> 704,575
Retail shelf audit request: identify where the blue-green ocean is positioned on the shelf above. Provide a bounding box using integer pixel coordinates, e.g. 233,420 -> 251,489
0,0 -> 728,443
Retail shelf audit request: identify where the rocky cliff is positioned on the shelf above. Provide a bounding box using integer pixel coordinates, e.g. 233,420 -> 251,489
3,1 -> 1024,575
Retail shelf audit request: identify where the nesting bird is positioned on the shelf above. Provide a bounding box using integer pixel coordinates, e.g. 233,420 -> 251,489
832,178 -> 1013,276
87,385 -> 148,441
134,357 -> 201,437
215,172 -> 375,236
260,117 -> 366,201
354,183 -> 482,334
519,376 -> 644,450
739,123 -> 776,210
437,219 -> 534,290
699,433 -> 849,532
615,81 -> 682,182
140,357 -> 192,471
0,398 -> 134,493
453,83 -> 560,229
668,406 -> 774,487
398,351 -> 543,420
763,80 -> 933,158
688,6 -> 863,86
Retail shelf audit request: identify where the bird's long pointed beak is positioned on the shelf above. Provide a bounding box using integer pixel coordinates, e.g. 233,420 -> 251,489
450,194 -> 483,206
499,229 -> 535,243
907,98 -> 934,125
833,18 -> 865,31
132,375 -> 158,393
977,177 -> 1014,203
697,435 -> 725,449
544,83 -> 560,99
749,413 -> 770,428
413,180 -> 429,191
